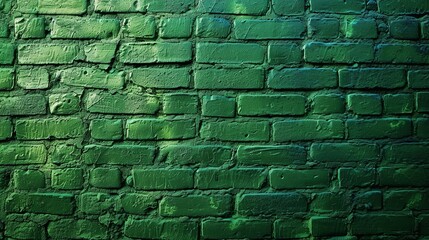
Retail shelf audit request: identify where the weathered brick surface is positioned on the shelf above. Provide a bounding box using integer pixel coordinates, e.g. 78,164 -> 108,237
1,0 -> 428,238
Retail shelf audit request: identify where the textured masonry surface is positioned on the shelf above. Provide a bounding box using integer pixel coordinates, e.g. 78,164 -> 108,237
1,0 -> 429,239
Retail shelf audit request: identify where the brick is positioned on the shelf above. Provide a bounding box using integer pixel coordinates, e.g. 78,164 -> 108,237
126,118 -> 195,140
196,43 -> 265,64
390,17 -> 420,40
347,118 -> 412,139
379,167 -> 429,187
423,20 -> 429,39
202,95 -> 236,117
416,118 -> 429,138
195,68 -> 264,89
49,144 -> 80,165
304,42 -> 374,63
5,221 -> 44,239
234,19 -> 305,39
420,215 -> 429,235
198,0 -> 269,15
408,70 -> 429,89
200,120 -> 270,142
354,191 -> 382,210
13,170 -> 45,190
17,0 -> 87,14
347,94 -> 382,115
79,193 -> 113,214
273,120 -> 344,142
16,118 -> 84,140
237,193 -> 307,215
0,19 -> 9,38
5,193 -> 74,215
238,94 -> 305,116
268,42 -> 302,64
17,68 -> 49,89
196,17 -> 230,38
52,18 -> 120,39
95,0 -> 193,13
268,68 -> 337,89
308,18 -> 339,39
0,118 -> 12,140
90,119 -> 123,140
383,94 -> 414,114
274,219 -> 310,239
196,168 -> 265,189
89,168 -> 121,189
272,0 -> 304,15
311,192 -> 352,213
351,214 -> 414,235
0,95 -> 46,115
60,67 -> 124,89
48,220 -> 107,239
312,94 -> 345,114
160,195 -> 231,217
124,218 -> 198,239
270,169 -> 330,189
417,92 -> 429,112
14,17 -> 45,39
0,43 -> 14,64
202,219 -> 272,239
49,93 -> 80,115
130,68 -> 190,89
375,44 -> 429,64
384,144 -> 429,163
83,145 -> 155,165
160,17 -> 193,38
119,42 -> 192,63
160,145 -> 232,166
310,0 -> 365,13
18,44 -> 80,64
310,217 -> 347,237
0,144 -> 46,165
378,0 -> 429,14
86,92 -> 159,114
310,143 -> 379,162
237,145 -> 306,165
338,168 -> 376,188
345,18 -> 378,39
163,94 -> 198,114
94,0 -> 137,12
339,68 -> 406,89
384,190 -> 429,210
133,168 -> 193,190
84,43 -> 117,63
119,193 -> 157,214
125,16 -> 155,38
0,68 -> 13,90
52,168 -> 83,190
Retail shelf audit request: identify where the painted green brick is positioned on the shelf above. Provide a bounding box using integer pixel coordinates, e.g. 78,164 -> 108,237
5,221 -> 44,239
95,0 -> 193,13
272,0 -> 304,15
238,94 -> 306,116
52,18 -> 120,39
160,195 -> 231,217
195,68 -> 264,89
0,95 -> 46,115
202,95 -> 236,117
16,118 -> 84,140
13,170 -> 45,190
196,168 -> 265,189
119,42 -> 192,63
383,143 -> 429,164
198,0 -> 269,15
0,118 -> 12,140
304,42 -> 374,63
237,145 -> 306,165
60,67 -> 124,89
83,145 -> 155,165
347,118 -> 412,139
420,215 -> 429,235
310,143 -> 379,162
379,167 -> 429,187
126,118 -> 195,140
378,0 -> 429,14
18,44 -> 80,64
163,94 -> 198,114
86,92 -> 159,114
202,219 -> 272,239
51,168 -> 83,190
125,16 -> 155,38
0,43 -> 14,64
196,43 -> 265,64
416,119 -> 429,138
49,93 -> 80,115
0,19 -> 9,38
351,214 -> 414,235
384,190 -> 429,210
312,94 -> 345,114
130,68 -> 190,89
49,144 -> 81,165
90,119 -> 122,140
345,18 -> 378,39
273,120 -> 344,142
124,218 -> 198,240
268,42 -> 302,64
270,169 -> 330,189
5,193 -> 74,215
347,94 -> 382,115
383,94 -> 414,114
160,17 -> 193,38
17,68 -> 49,89
132,168 -> 193,190
14,17 -> 45,39
308,18 -> 339,39
84,43 -> 117,63
408,70 -> 429,89
338,168 -> 376,188
79,193 -> 113,214
390,17 -> 419,40
17,0 -> 87,14
310,0 -> 365,13
234,19 -> 305,39
354,191 -> 382,210
375,44 -> 429,64
0,144 -> 47,165
310,217 -> 347,237
48,220 -> 108,239
339,68 -> 406,89
160,145 -> 233,166
94,0 -> 137,12
119,193 -> 157,214
268,68 -> 337,89
274,219 -> 310,239
311,192 -> 352,213
237,193 -> 307,215
200,120 -> 270,142
196,17 -> 230,38
0,68 -> 13,90
417,92 -> 429,113
89,168 -> 121,189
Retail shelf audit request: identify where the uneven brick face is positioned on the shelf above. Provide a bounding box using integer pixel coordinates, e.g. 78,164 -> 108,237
1,0 -> 428,239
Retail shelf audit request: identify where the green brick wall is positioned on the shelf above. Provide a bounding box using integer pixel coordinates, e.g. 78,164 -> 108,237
0,0 -> 429,239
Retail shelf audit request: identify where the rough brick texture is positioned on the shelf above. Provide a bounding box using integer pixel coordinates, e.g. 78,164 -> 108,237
0,0 -> 428,239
